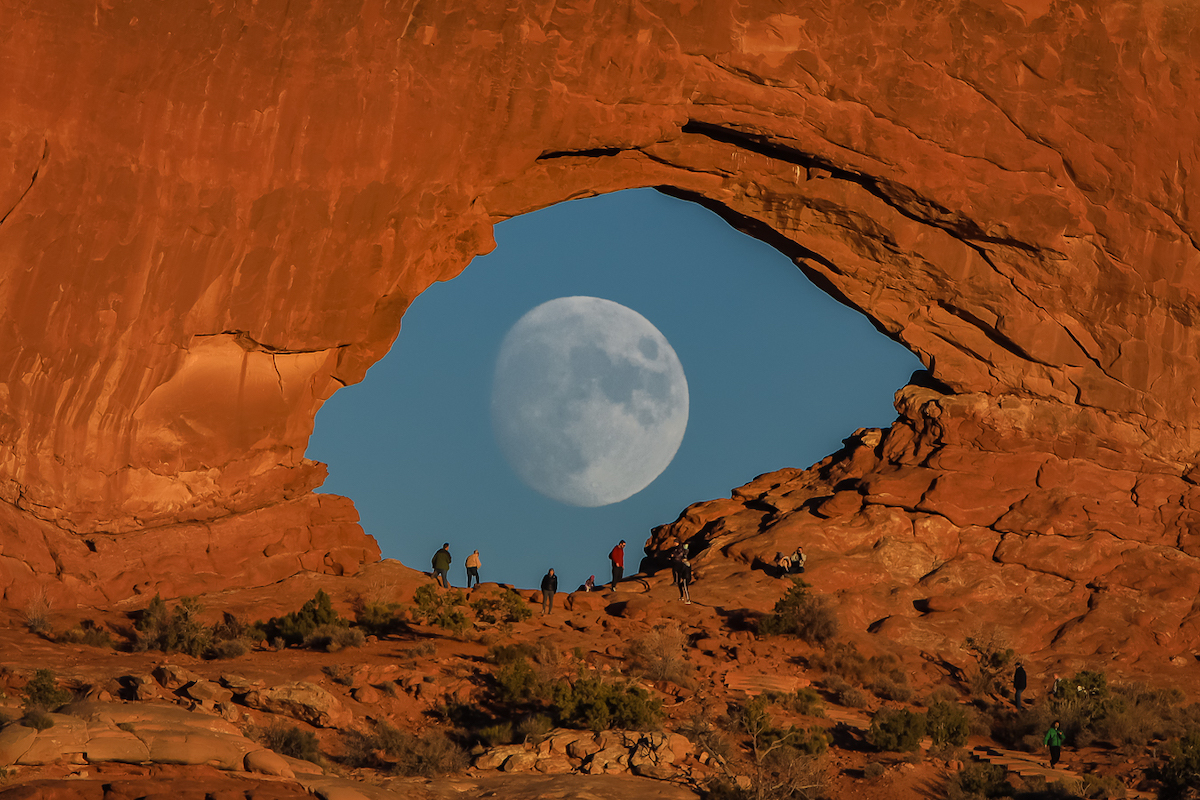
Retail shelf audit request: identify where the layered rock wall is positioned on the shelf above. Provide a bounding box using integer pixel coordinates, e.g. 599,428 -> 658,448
0,0 -> 1197,610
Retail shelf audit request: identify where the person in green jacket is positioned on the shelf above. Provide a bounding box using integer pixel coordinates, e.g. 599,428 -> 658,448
1044,719 -> 1065,768
431,543 -> 452,588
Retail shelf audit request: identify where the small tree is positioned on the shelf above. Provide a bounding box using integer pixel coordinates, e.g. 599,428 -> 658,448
927,701 -> 969,748
757,580 -> 838,645
867,708 -> 926,753
963,632 -> 1013,698
1152,729 -> 1200,800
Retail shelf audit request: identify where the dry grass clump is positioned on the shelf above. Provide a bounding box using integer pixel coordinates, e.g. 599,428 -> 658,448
626,625 -> 695,687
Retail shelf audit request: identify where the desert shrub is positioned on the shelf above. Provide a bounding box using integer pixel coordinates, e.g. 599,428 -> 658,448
822,676 -> 868,709
19,709 -> 55,731
469,588 -> 532,628
754,746 -> 827,800
265,590 -> 350,646
947,761 -> 1012,800
209,638 -> 249,659
681,710 -> 733,763
626,626 -> 694,686
548,671 -> 663,732
757,580 -> 838,645
989,705 -> 1055,752
56,619 -> 114,649
516,714 -> 552,742
1078,774 -> 1127,799
811,643 -> 909,702
302,624 -> 365,652
355,601 -> 406,637
211,612 -> 265,644
260,721 -> 321,763
489,641 -> 539,665
867,708 -> 926,753
1152,728 -> 1200,800
495,654 -> 545,703
927,700 -> 970,747
411,585 -> 470,635
1048,670 -> 1112,746
864,761 -> 885,779
23,593 -> 52,636
22,669 -> 73,711
346,721 -> 468,776
737,696 -> 829,765
475,721 -> 513,747
963,632 -> 1014,698
1096,683 -> 1198,749
786,687 -> 825,717
405,641 -> 438,659
134,595 -> 212,657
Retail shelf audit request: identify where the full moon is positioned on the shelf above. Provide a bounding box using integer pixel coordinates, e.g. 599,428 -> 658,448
491,296 -> 689,507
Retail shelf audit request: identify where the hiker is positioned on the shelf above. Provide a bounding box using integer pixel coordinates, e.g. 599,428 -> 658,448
583,575 -> 595,592
1044,720 -> 1065,768
671,543 -> 690,584
609,540 -> 626,589
1013,662 -> 1027,709
669,540 -> 687,583
465,549 -> 482,588
431,542 -> 451,588
677,557 -> 693,604
540,568 -> 558,615
775,551 -> 792,577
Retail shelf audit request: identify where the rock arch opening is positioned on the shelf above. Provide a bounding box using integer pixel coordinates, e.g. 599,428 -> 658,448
307,188 -> 923,590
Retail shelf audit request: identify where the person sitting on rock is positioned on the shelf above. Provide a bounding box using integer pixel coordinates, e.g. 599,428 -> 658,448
790,547 -> 806,574
775,552 -> 792,577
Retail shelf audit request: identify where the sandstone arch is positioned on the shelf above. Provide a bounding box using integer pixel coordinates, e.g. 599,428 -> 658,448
1,0 -> 1198,647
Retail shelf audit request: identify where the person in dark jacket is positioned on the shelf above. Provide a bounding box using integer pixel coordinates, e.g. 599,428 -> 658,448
540,568 -> 558,615
431,543 -> 451,588
1013,663 -> 1027,708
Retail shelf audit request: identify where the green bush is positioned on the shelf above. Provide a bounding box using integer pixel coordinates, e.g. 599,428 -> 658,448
302,625 -> 365,652
475,722 -> 513,747
736,695 -> 829,765
867,708 -> 926,753
260,722 -> 321,763
265,590 -> 349,646
411,585 -> 470,635
56,619 -> 114,649
787,687 -> 825,717
19,709 -> 55,731
134,595 -> 212,657
1098,683 -> 1195,749
757,580 -> 838,645
516,714 -> 553,743
927,701 -> 970,747
1152,728 -> 1200,799
470,588 -> 532,627
548,671 -> 663,732
1050,670 -> 1112,746
355,601 -> 406,637
22,669 -> 72,711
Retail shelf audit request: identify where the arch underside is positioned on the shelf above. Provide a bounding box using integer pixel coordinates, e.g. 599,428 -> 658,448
0,0 -> 1198,660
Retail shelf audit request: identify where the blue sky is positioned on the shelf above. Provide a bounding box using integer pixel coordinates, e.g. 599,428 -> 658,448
307,188 -> 923,591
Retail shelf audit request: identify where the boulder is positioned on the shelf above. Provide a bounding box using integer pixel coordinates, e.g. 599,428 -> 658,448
241,682 -> 351,729
244,747 -> 297,778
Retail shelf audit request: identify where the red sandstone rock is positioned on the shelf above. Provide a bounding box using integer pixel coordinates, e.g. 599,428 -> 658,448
0,0 -> 1197,679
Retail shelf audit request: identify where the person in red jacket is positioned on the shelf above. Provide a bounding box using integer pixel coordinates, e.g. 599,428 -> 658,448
609,540 -> 626,589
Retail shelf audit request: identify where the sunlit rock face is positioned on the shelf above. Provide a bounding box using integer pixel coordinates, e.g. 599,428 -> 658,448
0,0 -> 1197,628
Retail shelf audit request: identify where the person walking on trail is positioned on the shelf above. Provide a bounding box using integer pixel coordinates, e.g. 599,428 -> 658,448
431,543 -> 452,588
677,557 -> 693,604
1013,662 -> 1027,709
465,549 -> 482,588
540,568 -> 558,615
1044,720 -> 1065,768
609,540 -> 626,589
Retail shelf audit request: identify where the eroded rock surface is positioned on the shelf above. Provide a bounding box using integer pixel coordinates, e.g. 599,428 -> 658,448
0,1 -> 1198,620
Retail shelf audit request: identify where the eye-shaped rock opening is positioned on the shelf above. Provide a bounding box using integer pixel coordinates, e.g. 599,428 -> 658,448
307,188 -> 923,591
